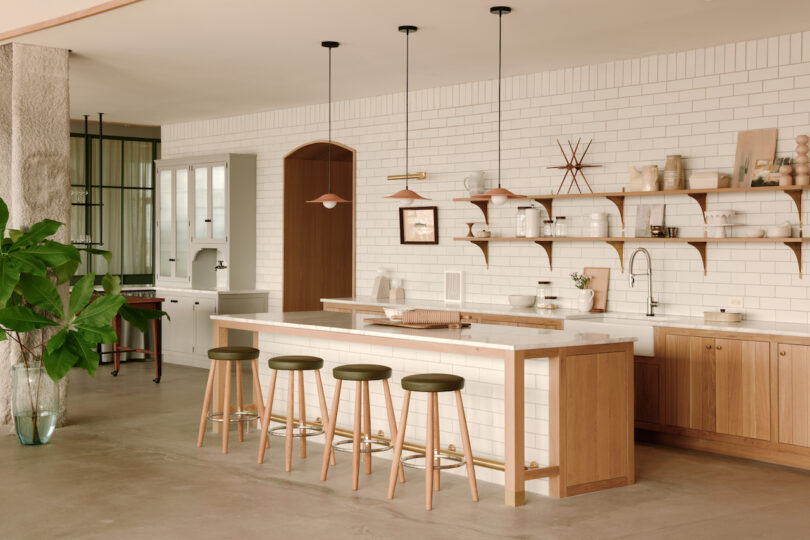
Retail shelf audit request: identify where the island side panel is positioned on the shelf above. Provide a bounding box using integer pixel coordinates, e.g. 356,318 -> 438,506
504,351 -> 526,507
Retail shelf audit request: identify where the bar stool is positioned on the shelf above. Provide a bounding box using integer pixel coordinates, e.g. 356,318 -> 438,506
387,373 -> 478,511
257,355 -> 334,472
320,364 -> 406,490
197,346 -> 264,454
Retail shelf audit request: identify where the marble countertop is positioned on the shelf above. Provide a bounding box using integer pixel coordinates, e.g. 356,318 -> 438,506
211,311 -> 635,352
323,297 -> 810,339
321,296 -> 580,320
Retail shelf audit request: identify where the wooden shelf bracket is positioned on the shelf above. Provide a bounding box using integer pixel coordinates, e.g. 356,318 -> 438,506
784,190 -> 803,232
687,192 -> 708,223
605,240 -> 625,273
470,199 -> 490,225
785,241 -> 803,278
534,240 -> 553,270
606,195 -> 626,229
533,197 -> 554,220
471,240 -> 490,267
687,241 -> 708,276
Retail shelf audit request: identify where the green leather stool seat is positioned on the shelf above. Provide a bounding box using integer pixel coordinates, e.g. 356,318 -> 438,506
401,373 -> 465,393
207,346 -> 260,361
268,355 -> 324,371
332,364 -> 392,381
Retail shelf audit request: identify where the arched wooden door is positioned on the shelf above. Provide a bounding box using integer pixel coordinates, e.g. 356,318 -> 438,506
283,141 -> 354,312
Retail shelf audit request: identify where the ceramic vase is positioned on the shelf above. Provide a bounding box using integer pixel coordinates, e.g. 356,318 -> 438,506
577,289 -> 595,312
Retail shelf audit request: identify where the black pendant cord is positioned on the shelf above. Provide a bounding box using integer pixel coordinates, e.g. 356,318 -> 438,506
328,45 -> 332,193
405,28 -> 410,191
98,112 -> 103,245
497,11 -> 502,189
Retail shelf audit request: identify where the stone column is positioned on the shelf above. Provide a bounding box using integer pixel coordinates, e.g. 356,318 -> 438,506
0,43 -> 70,431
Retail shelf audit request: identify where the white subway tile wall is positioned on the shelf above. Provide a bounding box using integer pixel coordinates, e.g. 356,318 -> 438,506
163,31 -> 810,322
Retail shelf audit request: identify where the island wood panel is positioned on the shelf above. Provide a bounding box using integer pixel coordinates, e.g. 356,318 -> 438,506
778,343 -> 810,447
634,359 -> 660,425
715,338 -> 770,440
664,334 -> 715,431
563,350 -> 632,493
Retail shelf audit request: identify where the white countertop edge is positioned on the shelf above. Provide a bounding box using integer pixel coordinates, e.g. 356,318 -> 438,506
320,297 -> 577,320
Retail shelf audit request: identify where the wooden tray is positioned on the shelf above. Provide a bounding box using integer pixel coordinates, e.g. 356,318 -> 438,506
365,317 -> 471,329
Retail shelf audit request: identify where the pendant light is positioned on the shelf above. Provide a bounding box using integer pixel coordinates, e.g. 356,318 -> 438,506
307,41 -> 351,209
385,25 -> 429,206
482,6 -> 522,206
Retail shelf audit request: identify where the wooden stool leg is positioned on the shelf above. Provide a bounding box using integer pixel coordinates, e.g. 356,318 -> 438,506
197,359 -> 217,447
351,381 -> 362,491
455,390 -> 479,502
250,360 -> 265,430
298,371 -> 307,458
362,380 -> 372,475
388,391 -> 411,499
257,369 -> 278,464
314,370 -> 336,466
285,371 -> 295,472
382,379 -> 406,483
433,392 -> 441,492
222,360 -> 232,454
320,379 -> 342,481
236,362 -> 245,443
425,392 -> 435,510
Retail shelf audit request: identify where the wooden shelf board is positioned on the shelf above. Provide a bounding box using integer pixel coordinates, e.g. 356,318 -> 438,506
454,236 -> 806,243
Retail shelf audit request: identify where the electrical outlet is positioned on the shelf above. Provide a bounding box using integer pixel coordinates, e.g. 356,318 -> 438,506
728,296 -> 744,308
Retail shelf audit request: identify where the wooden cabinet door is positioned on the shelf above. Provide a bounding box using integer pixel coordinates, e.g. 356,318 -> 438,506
778,343 -> 810,447
664,334 -> 716,431
634,360 -> 660,425
162,296 -> 194,354
715,338 -> 770,440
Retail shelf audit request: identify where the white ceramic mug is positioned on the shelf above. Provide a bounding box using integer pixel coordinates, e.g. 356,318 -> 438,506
464,172 -> 486,195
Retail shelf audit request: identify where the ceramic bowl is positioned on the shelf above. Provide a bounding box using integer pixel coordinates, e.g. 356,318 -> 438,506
740,227 -> 765,238
474,230 -> 491,238
766,223 -> 792,238
508,295 -> 536,308
383,308 -> 408,320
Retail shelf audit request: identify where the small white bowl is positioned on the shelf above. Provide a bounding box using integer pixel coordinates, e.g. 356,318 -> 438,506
383,308 -> 408,320
508,295 -> 536,308
766,223 -> 792,238
739,227 -> 765,238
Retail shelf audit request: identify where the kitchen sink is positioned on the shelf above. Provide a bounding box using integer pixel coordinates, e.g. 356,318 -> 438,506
564,313 -> 682,357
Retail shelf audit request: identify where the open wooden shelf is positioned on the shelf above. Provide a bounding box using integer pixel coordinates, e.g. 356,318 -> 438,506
454,184 -> 810,229
454,236 -> 807,276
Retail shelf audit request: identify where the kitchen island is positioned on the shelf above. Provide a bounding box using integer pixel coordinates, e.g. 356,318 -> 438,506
211,311 -> 636,506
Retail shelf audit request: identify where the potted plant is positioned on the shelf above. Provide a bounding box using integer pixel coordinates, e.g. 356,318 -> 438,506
570,272 -> 594,312
0,197 -> 165,445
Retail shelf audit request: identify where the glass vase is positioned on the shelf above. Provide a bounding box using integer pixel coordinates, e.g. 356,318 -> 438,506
12,364 -> 59,445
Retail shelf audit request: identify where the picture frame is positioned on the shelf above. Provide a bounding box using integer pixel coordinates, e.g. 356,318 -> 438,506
399,206 -> 438,244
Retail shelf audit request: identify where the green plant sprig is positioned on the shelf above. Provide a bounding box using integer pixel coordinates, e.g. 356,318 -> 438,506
570,272 -> 591,290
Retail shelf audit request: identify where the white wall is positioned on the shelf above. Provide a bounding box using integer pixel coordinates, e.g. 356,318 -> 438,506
162,31 -> 810,323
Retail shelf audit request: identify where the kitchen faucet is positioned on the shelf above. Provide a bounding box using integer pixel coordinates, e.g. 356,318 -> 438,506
628,247 -> 659,316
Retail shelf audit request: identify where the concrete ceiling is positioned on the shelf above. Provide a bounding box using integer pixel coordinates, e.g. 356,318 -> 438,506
3,0 -> 808,125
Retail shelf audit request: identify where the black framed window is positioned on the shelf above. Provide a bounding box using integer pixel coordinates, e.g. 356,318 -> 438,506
69,133 -> 161,284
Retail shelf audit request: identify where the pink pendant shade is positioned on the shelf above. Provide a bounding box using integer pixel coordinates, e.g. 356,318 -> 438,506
481,187 -> 521,199
383,188 -> 429,201
307,192 -> 351,208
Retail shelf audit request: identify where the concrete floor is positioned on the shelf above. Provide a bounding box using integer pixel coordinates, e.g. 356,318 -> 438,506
3,363 -> 810,540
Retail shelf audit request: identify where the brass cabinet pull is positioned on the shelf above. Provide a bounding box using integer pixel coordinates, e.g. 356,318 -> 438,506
716,345 -> 723,350
780,350 -> 787,356
706,344 -> 712,350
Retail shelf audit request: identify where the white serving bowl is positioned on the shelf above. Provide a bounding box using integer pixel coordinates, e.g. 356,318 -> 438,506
766,223 -> 792,238
383,308 -> 408,320
508,295 -> 536,308
739,227 -> 765,238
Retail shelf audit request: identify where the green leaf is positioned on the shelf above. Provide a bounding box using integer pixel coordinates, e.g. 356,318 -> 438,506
25,241 -> 81,267
101,273 -> 121,296
73,294 -> 126,328
67,332 -> 99,376
8,229 -> 22,242
8,219 -> 62,249
7,252 -> 47,276
53,259 -> 79,285
69,274 -> 95,319
0,256 -> 21,308
18,273 -> 63,318
118,304 -> 168,333
42,341 -> 76,381
0,305 -> 58,332
0,327 -> 6,341
0,198 -> 8,240
78,246 -> 112,264
47,327 -> 68,353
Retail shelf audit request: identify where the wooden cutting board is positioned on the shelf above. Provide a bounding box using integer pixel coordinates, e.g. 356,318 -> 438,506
584,267 -> 610,313
365,318 -> 471,329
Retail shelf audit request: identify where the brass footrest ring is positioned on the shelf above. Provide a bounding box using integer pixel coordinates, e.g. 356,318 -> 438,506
208,411 -> 259,423
401,451 -> 465,470
333,437 -> 393,454
268,424 -> 324,438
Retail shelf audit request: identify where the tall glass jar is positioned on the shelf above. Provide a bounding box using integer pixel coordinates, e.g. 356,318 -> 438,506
542,220 -> 554,237
515,207 -> 529,238
536,281 -> 551,308
554,216 -> 567,237
12,364 -> 59,445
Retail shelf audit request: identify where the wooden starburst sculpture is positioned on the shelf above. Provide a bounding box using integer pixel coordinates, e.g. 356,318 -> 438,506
548,138 -> 601,194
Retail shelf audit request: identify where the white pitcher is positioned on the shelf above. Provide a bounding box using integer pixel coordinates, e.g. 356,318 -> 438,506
577,289 -> 595,312
464,171 -> 486,195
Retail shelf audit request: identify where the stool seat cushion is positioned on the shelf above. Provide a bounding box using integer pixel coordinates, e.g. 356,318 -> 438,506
333,364 -> 392,381
208,346 -> 260,361
401,373 -> 465,393
268,355 -> 324,371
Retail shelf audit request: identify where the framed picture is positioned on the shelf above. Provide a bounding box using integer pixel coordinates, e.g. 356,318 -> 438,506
399,206 -> 438,244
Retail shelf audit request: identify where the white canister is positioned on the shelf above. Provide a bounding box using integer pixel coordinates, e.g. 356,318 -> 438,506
525,207 -> 541,238
588,212 -> 608,238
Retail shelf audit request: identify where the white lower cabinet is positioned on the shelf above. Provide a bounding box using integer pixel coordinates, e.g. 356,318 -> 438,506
158,289 -> 268,367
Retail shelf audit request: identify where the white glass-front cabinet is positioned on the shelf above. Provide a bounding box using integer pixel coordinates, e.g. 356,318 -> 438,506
154,154 -> 256,290
156,167 -> 191,285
